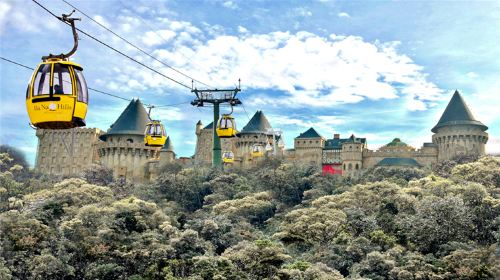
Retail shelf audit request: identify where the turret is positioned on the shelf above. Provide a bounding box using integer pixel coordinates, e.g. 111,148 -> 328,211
431,90 -> 488,161
196,120 -> 202,136
160,136 -> 175,165
341,134 -> 364,176
294,127 -> 324,167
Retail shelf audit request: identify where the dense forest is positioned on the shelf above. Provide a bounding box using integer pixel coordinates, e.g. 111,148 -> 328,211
0,145 -> 499,279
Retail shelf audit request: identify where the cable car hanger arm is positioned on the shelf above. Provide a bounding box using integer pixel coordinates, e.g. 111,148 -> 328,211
42,10 -> 80,60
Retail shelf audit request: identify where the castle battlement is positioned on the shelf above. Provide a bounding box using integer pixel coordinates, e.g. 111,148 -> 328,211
34,91 -> 489,181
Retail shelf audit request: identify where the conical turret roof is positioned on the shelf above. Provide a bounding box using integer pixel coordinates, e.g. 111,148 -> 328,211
161,136 -> 173,152
239,110 -> 272,134
296,127 -> 322,139
100,99 -> 151,141
432,91 -> 487,133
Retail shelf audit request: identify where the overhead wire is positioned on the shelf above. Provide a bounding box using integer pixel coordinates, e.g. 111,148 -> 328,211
0,56 -> 191,107
31,0 -> 192,90
116,0 -> 210,86
61,0 -> 213,89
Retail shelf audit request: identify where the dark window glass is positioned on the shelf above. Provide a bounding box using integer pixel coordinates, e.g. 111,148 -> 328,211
74,69 -> 88,103
33,64 -> 51,96
52,64 -> 73,95
155,124 -> 162,135
26,83 -> 30,99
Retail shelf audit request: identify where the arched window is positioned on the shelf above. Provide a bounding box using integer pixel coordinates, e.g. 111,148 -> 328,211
348,163 -> 352,170
343,164 -> 346,170
355,163 -> 359,170
127,138 -> 133,143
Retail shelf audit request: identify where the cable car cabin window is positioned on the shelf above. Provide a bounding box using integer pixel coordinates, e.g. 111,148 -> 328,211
25,83 -> 30,99
219,118 -> 226,128
155,125 -> 162,136
52,64 -> 73,95
148,125 -> 155,135
226,119 -> 234,128
161,125 -> 166,136
33,64 -> 51,96
74,69 -> 88,103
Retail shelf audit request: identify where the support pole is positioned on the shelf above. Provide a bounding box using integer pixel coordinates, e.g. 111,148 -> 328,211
213,102 -> 222,168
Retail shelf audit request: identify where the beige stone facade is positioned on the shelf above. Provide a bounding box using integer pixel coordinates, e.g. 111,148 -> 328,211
34,91 -> 490,181
35,127 -> 102,176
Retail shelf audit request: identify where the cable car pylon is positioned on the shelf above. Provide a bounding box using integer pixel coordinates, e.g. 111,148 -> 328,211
191,80 -> 242,168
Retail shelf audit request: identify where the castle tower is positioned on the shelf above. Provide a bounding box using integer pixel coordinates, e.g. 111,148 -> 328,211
341,134 -> 364,176
159,136 -> 175,166
98,99 -> 159,182
431,90 -> 488,161
193,121 -> 235,165
236,110 -> 277,167
196,120 -> 202,136
294,127 -> 325,167
35,127 -> 102,176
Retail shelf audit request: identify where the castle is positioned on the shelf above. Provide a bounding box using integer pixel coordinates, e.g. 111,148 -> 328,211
34,90 -> 489,181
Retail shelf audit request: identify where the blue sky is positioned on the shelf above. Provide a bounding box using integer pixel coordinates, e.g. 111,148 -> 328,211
1,0 -> 499,166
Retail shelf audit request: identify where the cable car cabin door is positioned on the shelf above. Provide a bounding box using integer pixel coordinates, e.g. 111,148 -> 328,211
26,62 -> 87,129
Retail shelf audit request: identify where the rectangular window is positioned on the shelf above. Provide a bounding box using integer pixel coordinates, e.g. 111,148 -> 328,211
75,69 -> 88,103
52,64 -> 73,95
33,64 -> 52,96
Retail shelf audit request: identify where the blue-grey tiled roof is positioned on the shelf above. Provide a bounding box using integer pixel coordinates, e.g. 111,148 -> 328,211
100,99 -> 150,141
296,127 -> 322,139
324,136 -> 366,150
376,157 -> 422,167
432,90 -> 487,133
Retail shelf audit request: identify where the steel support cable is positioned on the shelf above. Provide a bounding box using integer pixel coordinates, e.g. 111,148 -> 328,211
116,0 -> 213,89
0,56 -> 190,106
61,0 -> 213,89
31,0 -> 192,90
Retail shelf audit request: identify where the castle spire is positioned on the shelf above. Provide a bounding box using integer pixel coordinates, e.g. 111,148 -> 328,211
431,90 -> 487,133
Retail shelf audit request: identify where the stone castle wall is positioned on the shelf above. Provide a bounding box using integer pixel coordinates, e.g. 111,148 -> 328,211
293,137 -> 325,167
432,125 -> 488,161
362,145 -> 438,168
98,135 -> 160,182
194,127 -> 236,165
35,128 -> 102,177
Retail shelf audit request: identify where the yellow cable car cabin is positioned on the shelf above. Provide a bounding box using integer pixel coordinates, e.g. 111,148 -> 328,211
223,151 -> 234,163
144,121 -> 167,146
216,114 -> 237,138
251,144 -> 264,158
26,59 -> 88,129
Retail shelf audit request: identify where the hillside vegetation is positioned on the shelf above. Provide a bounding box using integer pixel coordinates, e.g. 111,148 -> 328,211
0,150 -> 499,279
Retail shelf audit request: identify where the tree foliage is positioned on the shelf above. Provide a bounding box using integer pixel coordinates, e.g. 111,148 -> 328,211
0,150 -> 498,279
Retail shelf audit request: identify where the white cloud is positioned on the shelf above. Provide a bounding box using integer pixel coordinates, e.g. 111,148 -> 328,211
338,12 -> 351,18
293,7 -> 313,17
141,30 -> 176,46
267,114 -> 345,136
466,71 -> 478,79
222,1 -> 238,10
93,15 -> 111,28
486,136 -> 500,155
238,26 -> 248,33
146,31 -> 441,110
0,1 -> 62,35
0,2 -> 12,34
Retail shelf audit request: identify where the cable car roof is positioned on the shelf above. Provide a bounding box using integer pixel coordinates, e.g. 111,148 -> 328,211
100,99 -> 151,141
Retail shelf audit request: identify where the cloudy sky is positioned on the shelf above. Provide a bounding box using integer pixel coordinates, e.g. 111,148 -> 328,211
1,0 -> 499,166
